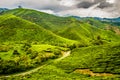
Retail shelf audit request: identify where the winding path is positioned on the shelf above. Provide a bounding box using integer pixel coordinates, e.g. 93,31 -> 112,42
0,51 -> 71,78
55,51 -> 71,61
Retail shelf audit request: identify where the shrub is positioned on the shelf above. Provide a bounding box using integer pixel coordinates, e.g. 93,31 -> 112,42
13,50 -> 20,55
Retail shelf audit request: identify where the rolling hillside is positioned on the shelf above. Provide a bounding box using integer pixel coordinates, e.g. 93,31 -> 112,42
3,8 -> 120,45
54,43 -> 120,74
57,20 -> 120,45
0,14 -> 78,47
3,8 -> 73,31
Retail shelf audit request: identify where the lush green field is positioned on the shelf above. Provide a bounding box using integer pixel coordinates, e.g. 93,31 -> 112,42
1,44 -> 120,80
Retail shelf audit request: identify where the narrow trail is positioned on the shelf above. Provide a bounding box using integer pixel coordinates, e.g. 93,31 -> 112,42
55,51 -> 71,61
0,51 -> 71,78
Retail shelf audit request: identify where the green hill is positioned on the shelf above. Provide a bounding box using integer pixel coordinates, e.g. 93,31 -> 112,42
3,8 -> 72,31
3,8 -> 120,45
80,18 -> 120,35
0,14 -> 78,47
54,43 -> 120,74
0,14 -> 79,75
57,20 -> 120,45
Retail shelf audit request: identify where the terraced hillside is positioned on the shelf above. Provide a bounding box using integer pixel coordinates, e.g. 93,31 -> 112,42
3,8 -> 72,31
0,14 -> 78,47
1,44 -> 120,80
3,8 -> 120,45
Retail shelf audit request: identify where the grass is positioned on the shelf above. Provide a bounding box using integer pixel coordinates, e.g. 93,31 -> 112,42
31,44 -> 69,52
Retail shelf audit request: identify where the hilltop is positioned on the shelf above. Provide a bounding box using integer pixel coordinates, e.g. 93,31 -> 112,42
3,8 -> 72,31
0,14 -> 78,47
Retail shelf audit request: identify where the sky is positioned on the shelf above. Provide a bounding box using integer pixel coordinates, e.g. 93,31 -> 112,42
0,0 -> 120,18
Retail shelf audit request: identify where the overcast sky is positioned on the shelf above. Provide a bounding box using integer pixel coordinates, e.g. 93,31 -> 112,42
0,0 -> 120,18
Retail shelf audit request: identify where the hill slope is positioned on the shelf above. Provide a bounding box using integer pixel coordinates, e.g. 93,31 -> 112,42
3,8 -> 120,45
3,8 -> 72,31
54,43 -> 120,74
0,14 -> 78,46
57,20 -> 120,45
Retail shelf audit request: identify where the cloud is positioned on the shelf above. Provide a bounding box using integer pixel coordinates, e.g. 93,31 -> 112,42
77,1 -> 95,8
0,0 -> 19,8
106,0 -> 115,3
58,3 -> 113,18
0,0 -> 119,18
39,10 -> 56,14
76,0 -> 113,9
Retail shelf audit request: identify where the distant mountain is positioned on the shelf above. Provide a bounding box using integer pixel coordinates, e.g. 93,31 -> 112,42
91,17 -> 120,26
93,17 -> 120,22
0,8 -> 8,13
71,15 -> 120,23
71,15 -> 120,28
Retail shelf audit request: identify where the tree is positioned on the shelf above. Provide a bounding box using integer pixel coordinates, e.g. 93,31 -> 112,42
18,5 -> 22,8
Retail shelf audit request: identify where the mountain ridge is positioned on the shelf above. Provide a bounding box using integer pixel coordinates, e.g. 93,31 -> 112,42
0,14 -> 78,47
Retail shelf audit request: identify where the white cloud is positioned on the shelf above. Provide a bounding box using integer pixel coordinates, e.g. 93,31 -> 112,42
58,8 -> 112,18
40,10 -> 55,14
58,3 -> 114,18
106,0 -> 115,4
59,0 -> 78,7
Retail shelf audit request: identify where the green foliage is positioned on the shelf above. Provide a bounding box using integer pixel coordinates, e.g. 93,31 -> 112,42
13,50 -> 20,55
0,44 -> 68,74
0,45 -> 11,52
54,43 -> 120,74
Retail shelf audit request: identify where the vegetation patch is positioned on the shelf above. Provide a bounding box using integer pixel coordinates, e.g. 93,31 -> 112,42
74,69 -> 114,77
